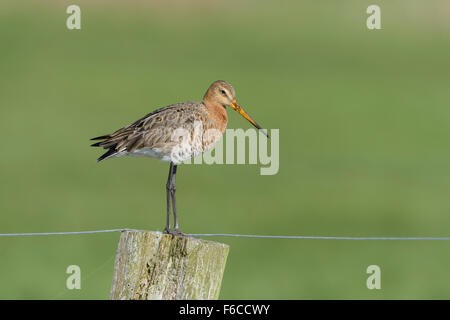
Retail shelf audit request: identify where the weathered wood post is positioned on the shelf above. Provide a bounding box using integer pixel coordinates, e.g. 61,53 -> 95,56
110,230 -> 229,300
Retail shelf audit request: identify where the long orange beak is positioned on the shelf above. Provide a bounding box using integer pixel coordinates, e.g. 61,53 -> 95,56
230,99 -> 269,138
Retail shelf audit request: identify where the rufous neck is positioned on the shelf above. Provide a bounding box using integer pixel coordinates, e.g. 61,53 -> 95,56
203,99 -> 228,133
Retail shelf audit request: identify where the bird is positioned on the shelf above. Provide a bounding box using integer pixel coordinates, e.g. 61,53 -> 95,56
91,80 -> 268,236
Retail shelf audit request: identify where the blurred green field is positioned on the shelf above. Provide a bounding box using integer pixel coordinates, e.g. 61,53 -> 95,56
0,0 -> 450,299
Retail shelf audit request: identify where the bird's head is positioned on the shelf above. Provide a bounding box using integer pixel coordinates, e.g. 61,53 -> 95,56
203,80 -> 269,138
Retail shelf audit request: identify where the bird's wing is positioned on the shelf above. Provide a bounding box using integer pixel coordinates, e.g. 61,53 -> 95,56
91,102 -> 208,161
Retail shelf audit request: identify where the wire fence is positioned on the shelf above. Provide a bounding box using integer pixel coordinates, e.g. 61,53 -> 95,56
1,228 -> 450,240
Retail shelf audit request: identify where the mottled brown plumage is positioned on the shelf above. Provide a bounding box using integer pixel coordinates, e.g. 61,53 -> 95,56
92,81 -> 241,164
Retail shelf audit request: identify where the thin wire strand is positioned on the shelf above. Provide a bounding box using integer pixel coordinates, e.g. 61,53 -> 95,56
0,229 -> 450,240
191,234 -> 450,240
0,229 -> 136,237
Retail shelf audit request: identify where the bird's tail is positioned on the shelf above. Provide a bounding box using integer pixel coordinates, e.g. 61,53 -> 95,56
90,134 -> 118,162
96,148 -> 117,162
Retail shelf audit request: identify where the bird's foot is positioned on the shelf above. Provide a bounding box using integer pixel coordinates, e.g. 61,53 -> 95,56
164,228 -> 190,237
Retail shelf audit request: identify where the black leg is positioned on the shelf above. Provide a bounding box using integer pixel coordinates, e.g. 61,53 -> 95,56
164,162 -> 174,233
171,164 -> 179,230
164,163 -> 187,236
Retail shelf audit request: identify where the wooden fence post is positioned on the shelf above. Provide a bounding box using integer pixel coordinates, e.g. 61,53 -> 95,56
110,230 -> 229,300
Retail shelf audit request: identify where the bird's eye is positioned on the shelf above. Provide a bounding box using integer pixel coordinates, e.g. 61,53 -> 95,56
220,89 -> 227,96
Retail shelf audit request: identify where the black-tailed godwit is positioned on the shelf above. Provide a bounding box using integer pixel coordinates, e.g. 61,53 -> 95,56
91,80 -> 268,235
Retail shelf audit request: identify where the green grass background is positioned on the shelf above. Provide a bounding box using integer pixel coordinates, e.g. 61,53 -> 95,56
0,0 -> 449,299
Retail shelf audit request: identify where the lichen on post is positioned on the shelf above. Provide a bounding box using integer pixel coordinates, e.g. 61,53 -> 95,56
110,230 -> 229,300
